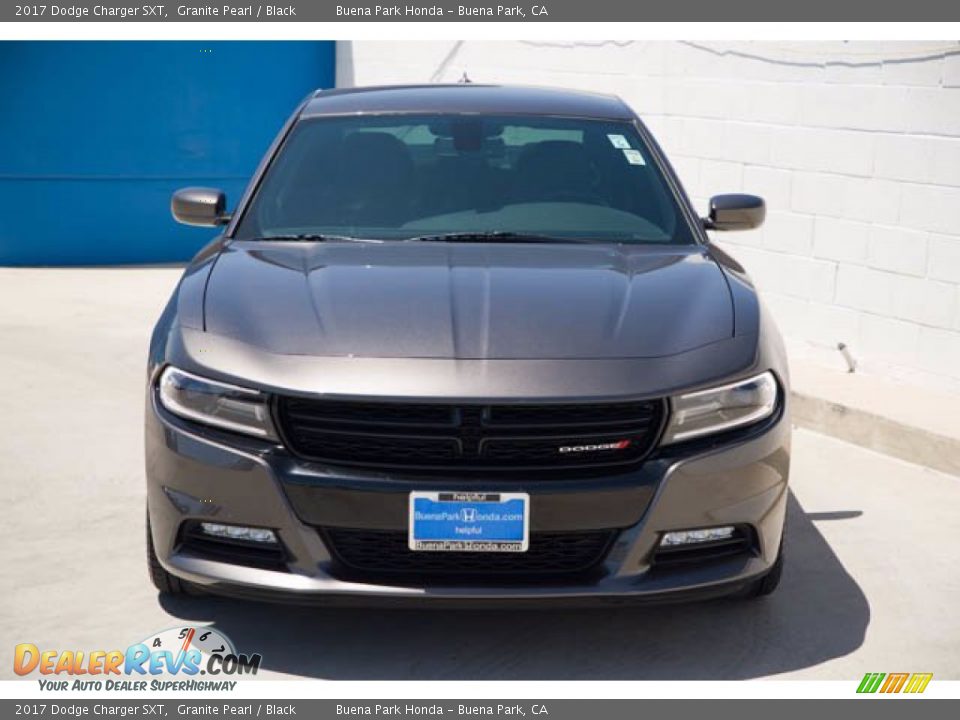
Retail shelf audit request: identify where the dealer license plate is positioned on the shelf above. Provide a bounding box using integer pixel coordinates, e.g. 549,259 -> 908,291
408,491 -> 529,552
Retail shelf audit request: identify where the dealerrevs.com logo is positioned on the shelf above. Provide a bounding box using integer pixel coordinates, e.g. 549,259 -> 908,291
14,626 -> 261,692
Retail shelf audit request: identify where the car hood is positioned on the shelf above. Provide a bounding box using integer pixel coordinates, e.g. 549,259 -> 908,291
202,240 -> 734,360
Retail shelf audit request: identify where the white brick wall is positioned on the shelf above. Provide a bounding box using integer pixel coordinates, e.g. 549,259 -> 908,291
339,41 -> 960,391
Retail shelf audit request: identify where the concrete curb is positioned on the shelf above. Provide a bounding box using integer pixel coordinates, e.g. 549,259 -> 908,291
791,391 -> 960,477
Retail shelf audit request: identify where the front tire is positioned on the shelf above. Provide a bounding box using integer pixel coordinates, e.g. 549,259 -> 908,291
146,513 -> 195,595
743,547 -> 784,598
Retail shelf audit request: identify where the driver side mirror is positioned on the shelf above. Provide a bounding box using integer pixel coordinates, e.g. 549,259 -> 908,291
703,194 -> 765,232
171,187 -> 231,227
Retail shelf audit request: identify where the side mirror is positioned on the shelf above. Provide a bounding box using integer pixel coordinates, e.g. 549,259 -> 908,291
171,187 -> 230,227
704,194 -> 765,232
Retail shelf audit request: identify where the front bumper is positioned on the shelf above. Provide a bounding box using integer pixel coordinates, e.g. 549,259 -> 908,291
145,392 -> 790,604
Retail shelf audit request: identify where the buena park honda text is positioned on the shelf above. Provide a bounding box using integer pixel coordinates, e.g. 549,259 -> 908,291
145,84 -> 789,604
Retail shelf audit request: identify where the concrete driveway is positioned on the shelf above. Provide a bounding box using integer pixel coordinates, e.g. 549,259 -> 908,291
1,267 -> 958,680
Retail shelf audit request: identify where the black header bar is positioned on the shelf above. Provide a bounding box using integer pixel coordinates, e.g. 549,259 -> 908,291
5,0 -> 960,22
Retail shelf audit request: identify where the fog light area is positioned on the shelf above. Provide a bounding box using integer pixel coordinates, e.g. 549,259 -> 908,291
200,522 -> 277,544
660,526 -> 736,547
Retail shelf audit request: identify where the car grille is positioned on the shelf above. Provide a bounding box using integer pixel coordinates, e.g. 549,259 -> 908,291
274,397 -> 665,472
321,528 -> 617,581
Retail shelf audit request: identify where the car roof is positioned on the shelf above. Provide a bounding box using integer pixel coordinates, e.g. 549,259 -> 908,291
299,84 -> 635,120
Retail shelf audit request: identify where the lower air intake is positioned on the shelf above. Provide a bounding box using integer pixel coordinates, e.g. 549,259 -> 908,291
321,528 -> 617,583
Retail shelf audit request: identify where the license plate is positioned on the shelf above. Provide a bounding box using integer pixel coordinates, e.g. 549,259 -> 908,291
408,491 -> 529,552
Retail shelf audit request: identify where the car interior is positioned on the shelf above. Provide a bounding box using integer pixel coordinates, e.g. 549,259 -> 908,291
253,116 -> 680,238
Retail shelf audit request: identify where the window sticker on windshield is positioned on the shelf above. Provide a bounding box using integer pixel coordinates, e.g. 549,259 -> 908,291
607,134 -> 632,149
622,148 -> 646,166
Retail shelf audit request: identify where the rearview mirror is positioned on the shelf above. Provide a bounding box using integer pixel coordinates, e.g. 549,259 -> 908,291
171,187 -> 230,227
704,194 -> 765,232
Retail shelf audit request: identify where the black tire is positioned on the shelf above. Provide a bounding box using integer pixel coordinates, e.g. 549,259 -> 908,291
146,514 -> 195,595
742,540 -> 785,599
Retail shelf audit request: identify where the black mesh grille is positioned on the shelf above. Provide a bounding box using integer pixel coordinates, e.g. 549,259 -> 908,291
292,432 -> 460,463
282,398 -> 458,427
275,397 -> 664,472
486,402 -> 658,427
322,528 -> 616,581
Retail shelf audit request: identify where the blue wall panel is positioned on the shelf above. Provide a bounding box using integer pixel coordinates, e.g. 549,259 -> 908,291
0,41 -> 335,265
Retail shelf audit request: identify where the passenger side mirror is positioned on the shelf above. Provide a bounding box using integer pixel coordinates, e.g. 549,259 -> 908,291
171,187 -> 231,227
703,194 -> 765,232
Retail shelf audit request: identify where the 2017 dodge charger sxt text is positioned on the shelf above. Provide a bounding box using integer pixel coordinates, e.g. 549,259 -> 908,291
146,85 -> 789,604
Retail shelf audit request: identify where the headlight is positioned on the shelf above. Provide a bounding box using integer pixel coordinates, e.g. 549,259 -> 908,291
661,371 -> 778,445
157,366 -> 278,440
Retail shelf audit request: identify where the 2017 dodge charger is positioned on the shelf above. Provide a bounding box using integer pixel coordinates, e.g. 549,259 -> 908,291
145,84 -> 789,604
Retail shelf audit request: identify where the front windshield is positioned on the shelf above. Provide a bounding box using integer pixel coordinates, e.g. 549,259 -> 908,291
233,113 -> 696,244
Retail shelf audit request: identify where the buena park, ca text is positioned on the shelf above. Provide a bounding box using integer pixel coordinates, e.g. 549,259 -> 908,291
337,5 -> 549,17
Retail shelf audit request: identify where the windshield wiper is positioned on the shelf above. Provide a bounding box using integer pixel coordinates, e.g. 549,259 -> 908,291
257,234 -> 385,244
404,232 -> 594,244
